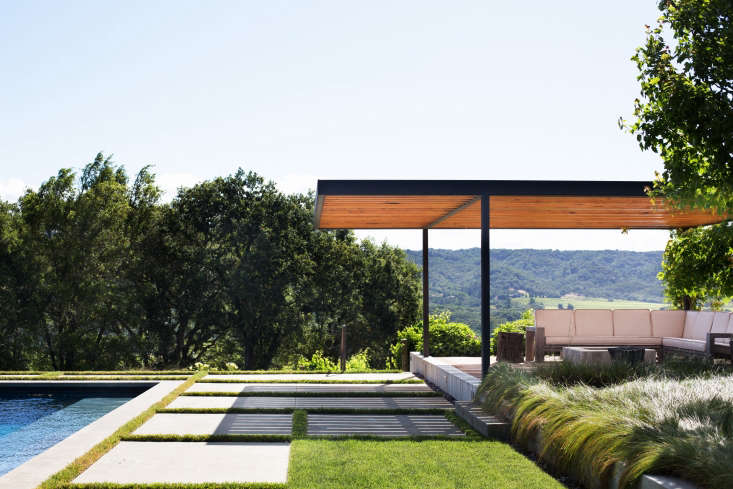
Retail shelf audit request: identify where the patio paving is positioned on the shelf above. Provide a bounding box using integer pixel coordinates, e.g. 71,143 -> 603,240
187,382 -> 432,393
134,413 -> 293,435
203,372 -> 418,381
168,395 -> 452,410
307,414 -> 464,437
72,442 -> 290,484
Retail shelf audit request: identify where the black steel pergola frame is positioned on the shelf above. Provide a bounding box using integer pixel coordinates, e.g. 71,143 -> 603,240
314,179 -> 659,378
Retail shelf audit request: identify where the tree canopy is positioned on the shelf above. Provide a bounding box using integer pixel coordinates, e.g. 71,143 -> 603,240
0,154 -> 420,370
625,0 -> 733,215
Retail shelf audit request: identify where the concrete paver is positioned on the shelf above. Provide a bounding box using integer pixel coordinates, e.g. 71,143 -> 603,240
307,414 -> 464,437
168,395 -> 452,410
134,413 -> 292,435
203,372 -> 418,381
73,442 -> 290,484
187,382 -> 432,393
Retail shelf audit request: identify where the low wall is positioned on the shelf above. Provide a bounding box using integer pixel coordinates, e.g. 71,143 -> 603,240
409,352 -> 480,401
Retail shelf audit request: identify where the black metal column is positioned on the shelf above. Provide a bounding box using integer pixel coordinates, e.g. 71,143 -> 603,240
481,195 -> 491,377
422,228 -> 430,357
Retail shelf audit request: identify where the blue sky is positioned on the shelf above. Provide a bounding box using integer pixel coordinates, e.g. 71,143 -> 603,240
0,1 -> 670,251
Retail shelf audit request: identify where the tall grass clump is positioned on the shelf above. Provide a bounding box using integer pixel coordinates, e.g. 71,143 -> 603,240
479,362 -> 733,489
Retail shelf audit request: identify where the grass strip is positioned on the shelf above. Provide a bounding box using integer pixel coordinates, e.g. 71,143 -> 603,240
0,376 -> 189,381
292,410 -> 307,438
158,407 -> 452,415
445,411 -> 484,439
196,379 -> 423,384
303,434 -> 470,441
180,391 -> 441,397
37,371 -> 206,489
0,371 -> 193,375
206,369 -> 400,375
65,483 -> 286,488
180,390 -> 439,397
287,439 -> 565,489
121,434 -> 292,443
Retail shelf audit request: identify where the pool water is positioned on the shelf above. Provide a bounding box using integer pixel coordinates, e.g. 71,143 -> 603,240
0,387 -> 149,477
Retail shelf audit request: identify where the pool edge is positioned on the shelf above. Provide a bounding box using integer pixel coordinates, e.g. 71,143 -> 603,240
0,380 -> 183,489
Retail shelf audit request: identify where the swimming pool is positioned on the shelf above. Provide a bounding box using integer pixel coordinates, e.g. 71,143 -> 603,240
0,385 -> 150,476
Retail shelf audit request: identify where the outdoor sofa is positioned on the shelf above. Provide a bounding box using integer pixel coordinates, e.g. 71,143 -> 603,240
533,309 -> 733,362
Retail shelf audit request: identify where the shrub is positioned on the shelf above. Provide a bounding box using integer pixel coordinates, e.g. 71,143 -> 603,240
490,309 -> 534,355
389,312 -> 480,367
345,350 -> 370,371
295,351 -> 338,371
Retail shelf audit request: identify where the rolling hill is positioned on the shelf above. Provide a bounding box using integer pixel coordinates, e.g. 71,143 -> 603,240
404,248 -> 666,331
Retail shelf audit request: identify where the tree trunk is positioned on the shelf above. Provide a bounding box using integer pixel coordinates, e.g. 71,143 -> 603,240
496,332 -> 524,363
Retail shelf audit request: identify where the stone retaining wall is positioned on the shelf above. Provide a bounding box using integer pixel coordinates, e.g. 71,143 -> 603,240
409,353 -> 480,401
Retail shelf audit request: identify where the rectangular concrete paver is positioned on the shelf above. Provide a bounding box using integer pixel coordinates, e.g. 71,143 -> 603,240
73,442 -> 289,484
168,395 -> 451,410
168,396 -> 298,409
134,413 -> 292,435
307,414 -> 465,437
203,372 -> 418,381
187,382 -> 432,393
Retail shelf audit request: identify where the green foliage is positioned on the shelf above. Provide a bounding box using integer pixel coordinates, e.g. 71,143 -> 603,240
479,362 -> 733,489
490,309 -> 533,355
293,351 -> 338,371
0,156 -> 421,370
288,439 -> 565,489
660,223 -> 733,308
345,350 -> 370,371
389,312 -> 480,367
624,0 -> 733,216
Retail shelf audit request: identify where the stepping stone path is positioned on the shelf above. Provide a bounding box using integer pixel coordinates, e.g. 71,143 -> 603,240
169,395 -> 452,409
73,372 -> 466,485
186,382 -> 434,393
134,413 -> 294,435
307,414 -> 464,437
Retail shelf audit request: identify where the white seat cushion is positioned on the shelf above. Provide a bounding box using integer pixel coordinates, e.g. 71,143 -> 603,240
663,337 -> 706,352
711,312 -> 731,333
535,310 -> 574,337
683,311 -> 715,341
613,309 -> 652,336
651,310 -> 685,338
571,336 -> 660,346
574,310 -> 613,337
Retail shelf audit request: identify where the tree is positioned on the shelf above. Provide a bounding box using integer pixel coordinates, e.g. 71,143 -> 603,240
17,155 -> 138,369
660,223 -> 733,309
624,0 -> 733,215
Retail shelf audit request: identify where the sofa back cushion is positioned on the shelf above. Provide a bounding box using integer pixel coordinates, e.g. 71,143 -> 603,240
728,315 -> 733,334
613,309 -> 652,337
574,309 -> 613,337
534,309 -> 573,337
683,311 -> 715,340
711,312 -> 731,334
651,310 -> 686,338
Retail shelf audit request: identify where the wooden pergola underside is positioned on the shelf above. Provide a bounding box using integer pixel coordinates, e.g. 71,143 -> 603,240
313,180 -> 728,377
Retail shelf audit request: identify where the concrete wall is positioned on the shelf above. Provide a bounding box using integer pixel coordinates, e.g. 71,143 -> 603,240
410,353 -> 480,401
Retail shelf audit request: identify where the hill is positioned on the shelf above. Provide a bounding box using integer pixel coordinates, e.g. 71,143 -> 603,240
404,248 -> 666,331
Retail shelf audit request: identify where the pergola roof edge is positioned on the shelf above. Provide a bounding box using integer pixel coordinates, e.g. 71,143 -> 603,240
314,179 -> 726,231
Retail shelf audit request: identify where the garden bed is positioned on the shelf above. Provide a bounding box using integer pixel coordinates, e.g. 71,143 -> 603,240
479,359 -> 733,489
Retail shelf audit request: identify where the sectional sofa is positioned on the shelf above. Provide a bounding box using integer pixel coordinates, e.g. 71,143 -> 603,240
533,309 -> 733,362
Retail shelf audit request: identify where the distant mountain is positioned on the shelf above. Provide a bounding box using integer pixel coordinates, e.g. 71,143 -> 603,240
405,248 -> 665,330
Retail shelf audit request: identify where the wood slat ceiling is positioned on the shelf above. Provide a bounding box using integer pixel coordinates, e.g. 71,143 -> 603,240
317,195 -> 725,229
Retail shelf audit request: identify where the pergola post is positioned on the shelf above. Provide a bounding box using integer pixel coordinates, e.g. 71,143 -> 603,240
422,228 -> 430,357
481,194 -> 491,378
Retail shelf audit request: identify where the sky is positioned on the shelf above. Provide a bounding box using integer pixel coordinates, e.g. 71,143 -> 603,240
0,1 -> 672,251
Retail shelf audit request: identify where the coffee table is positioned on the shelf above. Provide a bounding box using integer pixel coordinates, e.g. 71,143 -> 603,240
562,346 -> 656,365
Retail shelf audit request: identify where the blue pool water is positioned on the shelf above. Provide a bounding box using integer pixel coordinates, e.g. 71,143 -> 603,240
0,386 -> 150,477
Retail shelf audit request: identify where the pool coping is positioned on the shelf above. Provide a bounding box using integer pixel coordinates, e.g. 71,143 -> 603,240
0,380 -> 183,489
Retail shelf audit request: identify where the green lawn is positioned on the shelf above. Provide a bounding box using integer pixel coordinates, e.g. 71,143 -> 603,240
288,439 -> 566,489
511,296 -> 668,310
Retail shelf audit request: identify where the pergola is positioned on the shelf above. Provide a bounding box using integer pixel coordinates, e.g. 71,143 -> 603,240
313,180 -> 726,377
